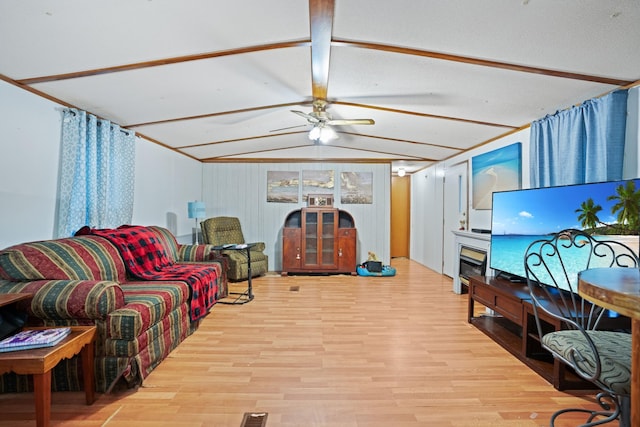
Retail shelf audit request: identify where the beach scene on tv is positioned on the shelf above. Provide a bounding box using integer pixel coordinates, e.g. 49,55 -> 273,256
490,178 -> 640,281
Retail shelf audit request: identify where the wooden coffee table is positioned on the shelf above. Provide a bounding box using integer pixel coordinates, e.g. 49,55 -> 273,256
0,325 -> 97,427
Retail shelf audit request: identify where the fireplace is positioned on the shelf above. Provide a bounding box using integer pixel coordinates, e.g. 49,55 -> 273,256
458,246 -> 487,291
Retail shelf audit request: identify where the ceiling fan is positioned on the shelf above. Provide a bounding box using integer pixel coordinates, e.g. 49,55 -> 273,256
273,100 -> 375,143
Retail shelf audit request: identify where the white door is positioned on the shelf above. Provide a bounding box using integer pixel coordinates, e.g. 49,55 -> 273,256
442,162 -> 468,277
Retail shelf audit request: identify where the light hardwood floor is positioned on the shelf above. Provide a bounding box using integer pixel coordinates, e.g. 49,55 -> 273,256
0,259 -> 600,426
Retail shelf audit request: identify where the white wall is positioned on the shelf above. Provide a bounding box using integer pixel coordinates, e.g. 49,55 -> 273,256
409,163 -> 444,272
133,141 -> 203,241
0,79 -> 202,248
0,81 -> 63,247
202,162 -> 391,271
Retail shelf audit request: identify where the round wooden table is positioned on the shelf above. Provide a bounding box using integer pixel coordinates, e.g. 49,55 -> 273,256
578,267 -> 640,427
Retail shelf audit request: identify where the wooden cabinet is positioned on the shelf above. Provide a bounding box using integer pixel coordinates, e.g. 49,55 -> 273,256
282,208 -> 357,275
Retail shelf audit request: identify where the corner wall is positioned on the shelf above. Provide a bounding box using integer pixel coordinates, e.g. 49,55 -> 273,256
0,80 -> 203,248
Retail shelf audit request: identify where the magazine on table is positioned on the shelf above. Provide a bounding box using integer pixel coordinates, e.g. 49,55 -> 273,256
0,327 -> 72,352
221,243 -> 248,249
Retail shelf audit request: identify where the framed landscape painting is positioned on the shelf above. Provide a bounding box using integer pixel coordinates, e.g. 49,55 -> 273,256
267,171 -> 299,203
302,170 -> 334,199
472,142 -> 522,210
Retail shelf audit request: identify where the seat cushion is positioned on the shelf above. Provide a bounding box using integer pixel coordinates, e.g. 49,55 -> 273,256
223,250 -> 268,281
543,330 -> 631,395
108,281 -> 190,340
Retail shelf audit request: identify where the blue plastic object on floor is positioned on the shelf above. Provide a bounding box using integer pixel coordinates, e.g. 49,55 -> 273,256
356,264 -> 396,276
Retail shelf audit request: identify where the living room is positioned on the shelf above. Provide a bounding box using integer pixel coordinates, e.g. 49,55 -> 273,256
2,64 -> 640,427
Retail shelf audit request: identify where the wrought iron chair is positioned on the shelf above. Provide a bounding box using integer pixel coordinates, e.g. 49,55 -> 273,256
523,229 -> 637,427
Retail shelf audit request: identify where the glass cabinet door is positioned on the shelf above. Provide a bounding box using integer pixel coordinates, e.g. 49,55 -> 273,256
304,211 -> 318,266
321,211 -> 335,265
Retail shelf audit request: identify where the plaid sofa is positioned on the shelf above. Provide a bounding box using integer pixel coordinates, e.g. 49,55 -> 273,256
0,225 -> 227,393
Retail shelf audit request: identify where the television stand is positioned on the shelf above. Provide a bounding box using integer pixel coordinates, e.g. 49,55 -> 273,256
468,275 -> 612,391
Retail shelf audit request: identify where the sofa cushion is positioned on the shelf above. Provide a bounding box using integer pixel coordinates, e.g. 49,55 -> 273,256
105,303 -> 189,357
0,279 -> 125,322
91,225 -> 173,275
146,225 -> 179,263
108,281 -> 190,340
88,225 -> 219,321
0,236 -> 127,282
147,225 -> 223,264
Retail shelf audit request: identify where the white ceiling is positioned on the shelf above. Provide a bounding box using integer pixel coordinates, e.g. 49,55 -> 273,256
1,0 -> 639,174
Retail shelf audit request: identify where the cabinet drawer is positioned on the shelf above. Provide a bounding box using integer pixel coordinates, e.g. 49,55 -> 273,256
472,284 -> 496,308
494,295 -> 523,323
338,228 -> 355,237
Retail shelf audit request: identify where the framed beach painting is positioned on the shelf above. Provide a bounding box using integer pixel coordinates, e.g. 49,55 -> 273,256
302,170 -> 334,199
267,171 -> 299,203
472,142 -> 522,210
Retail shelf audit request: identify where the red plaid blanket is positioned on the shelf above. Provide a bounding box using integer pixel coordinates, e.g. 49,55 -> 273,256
87,225 -> 218,321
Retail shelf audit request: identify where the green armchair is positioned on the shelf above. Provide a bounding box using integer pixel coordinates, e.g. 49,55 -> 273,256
200,216 -> 268,281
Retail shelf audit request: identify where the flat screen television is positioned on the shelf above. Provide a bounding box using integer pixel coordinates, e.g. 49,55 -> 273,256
489,178 -> 640,284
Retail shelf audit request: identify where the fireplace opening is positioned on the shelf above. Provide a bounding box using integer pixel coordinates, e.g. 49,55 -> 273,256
459,246 -> 487,292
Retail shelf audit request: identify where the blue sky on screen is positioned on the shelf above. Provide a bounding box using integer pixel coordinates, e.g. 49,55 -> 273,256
491,179 -> 640,235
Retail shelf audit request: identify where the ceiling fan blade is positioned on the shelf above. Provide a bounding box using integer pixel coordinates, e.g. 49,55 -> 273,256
291,110 -> 319,123
269,124 -> 309,132
326,118 -> 375,126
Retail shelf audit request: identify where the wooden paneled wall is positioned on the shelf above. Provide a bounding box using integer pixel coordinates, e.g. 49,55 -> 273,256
202,163 -> 391,271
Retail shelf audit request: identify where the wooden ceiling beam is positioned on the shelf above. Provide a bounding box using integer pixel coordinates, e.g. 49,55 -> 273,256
332,39 -> 635,86
125,101 -> 312,128
16,40 -> 310,85
334,101 -> 517,129
309,0 -> 335,101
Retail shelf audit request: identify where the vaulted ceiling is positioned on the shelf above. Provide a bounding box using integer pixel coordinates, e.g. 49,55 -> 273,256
1,0 -> 639,174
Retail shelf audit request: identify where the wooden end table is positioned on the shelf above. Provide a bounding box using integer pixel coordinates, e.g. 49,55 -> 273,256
0,325 -> 97,427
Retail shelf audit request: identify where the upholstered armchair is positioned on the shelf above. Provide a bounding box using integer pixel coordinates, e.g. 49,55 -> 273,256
200,216 -> 268,281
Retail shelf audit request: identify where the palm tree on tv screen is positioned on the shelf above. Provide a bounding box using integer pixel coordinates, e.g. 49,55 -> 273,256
607,180 -> 640,233
575,180 -> 640,235
575,198 -> 603,230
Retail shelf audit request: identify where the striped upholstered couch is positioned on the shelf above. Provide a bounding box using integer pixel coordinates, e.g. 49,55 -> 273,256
0,225 -> 227,393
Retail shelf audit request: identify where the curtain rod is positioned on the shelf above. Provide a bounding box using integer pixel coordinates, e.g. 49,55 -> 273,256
64,108 -> 134,136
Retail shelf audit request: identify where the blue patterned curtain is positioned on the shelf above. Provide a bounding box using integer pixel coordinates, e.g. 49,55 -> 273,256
56,109 -> 136,237
529,89 -> 628,187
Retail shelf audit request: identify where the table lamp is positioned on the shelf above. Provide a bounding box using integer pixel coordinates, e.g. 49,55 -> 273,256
187,201 -> 206,243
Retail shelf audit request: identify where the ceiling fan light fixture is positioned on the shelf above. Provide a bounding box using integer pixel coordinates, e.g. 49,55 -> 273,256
319,126 -> 337,143
308,125 -> 338,143
308,126 -> 321,141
